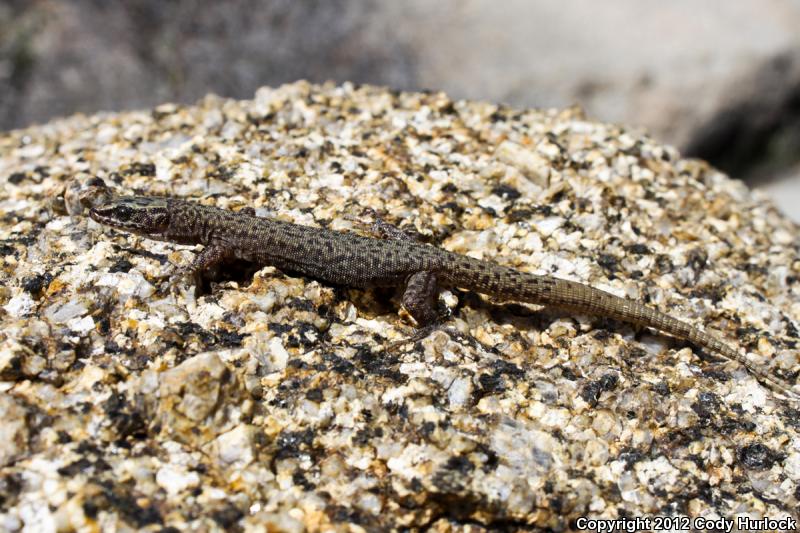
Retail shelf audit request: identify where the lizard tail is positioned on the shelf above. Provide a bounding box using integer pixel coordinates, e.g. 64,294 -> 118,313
441,255 -> 799,401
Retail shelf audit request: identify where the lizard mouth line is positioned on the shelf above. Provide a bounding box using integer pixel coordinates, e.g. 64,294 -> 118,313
89,208 -> 128,229
89,208 -> 111,224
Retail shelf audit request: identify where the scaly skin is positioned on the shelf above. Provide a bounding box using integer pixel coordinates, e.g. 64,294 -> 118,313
89,195 -> 799,401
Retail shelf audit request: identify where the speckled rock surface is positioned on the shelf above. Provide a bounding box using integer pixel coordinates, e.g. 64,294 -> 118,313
0,82 -> 799,531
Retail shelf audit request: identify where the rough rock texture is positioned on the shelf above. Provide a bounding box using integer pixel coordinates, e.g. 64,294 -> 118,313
5,1 -> 800,224
0,82 -> 799,531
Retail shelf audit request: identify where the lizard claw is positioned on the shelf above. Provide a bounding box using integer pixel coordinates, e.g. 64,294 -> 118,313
343,208 -> 414,242
167,266 -> 203,299
385,323 -> 443,352
343,208 -> 381,234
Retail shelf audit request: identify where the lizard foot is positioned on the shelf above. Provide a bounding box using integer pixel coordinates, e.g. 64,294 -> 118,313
386,322 -> 445,352
344,208 -> 416,242
385,324 -> 490,363
167,266 -> 205,299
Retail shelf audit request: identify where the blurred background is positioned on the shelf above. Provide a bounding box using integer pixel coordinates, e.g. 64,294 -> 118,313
2,0 -> 800,221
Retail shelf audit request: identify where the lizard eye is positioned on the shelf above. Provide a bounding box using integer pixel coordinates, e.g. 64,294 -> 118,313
89,204 -> 133,224
111,205 -> 133,221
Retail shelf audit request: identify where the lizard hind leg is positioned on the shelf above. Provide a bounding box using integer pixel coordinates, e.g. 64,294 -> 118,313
386,271 -> 445,352
402,271 -> 442,327
359,213 -> 445,325
349,211 -> 458,348
371,216 -> 414,242
345,208 -> 416,241
351,213 -> 450,349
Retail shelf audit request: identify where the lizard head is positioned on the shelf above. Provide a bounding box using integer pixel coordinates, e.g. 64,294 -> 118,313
89,196 -> 171,237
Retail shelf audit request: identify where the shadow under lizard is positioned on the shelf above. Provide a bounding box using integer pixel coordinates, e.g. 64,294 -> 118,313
88,195 -> 799,401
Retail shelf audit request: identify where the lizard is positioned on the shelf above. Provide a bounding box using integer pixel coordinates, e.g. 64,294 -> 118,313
88,195 -> 799,401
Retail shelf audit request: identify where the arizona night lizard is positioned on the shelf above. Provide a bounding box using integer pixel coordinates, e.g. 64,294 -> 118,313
88,195 -> 799,401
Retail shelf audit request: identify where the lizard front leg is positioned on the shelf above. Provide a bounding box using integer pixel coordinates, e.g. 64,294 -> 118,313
178,244 -> 229,296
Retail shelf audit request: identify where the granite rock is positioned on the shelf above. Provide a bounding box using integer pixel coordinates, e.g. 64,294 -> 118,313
0,81 -> 797,531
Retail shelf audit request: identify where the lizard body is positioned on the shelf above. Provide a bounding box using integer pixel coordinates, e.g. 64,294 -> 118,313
89,196 -> 798,400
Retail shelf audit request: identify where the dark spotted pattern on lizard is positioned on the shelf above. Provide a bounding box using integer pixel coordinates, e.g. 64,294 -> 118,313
89,195 -> 799,401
